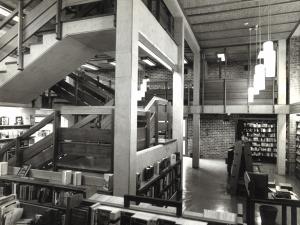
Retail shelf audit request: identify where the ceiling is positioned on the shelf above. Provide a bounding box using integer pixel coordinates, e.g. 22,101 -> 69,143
179,0 -> 300,63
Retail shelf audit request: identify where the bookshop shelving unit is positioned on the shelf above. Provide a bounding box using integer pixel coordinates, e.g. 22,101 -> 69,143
243,120 -> 277,163
0,175 -> 87,210
137,160 -> 181,201
295,122 -> 300,179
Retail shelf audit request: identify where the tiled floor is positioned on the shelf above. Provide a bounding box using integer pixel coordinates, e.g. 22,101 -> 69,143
182,157 -> 300,224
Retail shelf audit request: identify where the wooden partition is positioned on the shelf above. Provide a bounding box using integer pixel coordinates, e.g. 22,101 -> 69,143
137,97 -> 172,151
57,127 -> 113,173
58,106 -> 114,173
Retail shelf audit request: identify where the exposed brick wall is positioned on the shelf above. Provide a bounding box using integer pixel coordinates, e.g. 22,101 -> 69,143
187,115 -> 236,159
207,62 -> 254,80
288,36 -> 300,174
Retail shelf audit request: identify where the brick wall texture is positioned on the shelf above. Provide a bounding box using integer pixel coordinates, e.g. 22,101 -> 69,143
187,115 -> 236,159
207,62 -> 255,80
288,36 -> 300,174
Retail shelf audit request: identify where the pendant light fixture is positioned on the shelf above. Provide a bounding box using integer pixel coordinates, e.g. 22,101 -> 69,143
253,25 -> 260,94
263,4 -> 276,77
248,27 -> 255,103
255,2 -> 266,91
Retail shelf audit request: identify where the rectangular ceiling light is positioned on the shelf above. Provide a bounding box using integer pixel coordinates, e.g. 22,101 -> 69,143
0,6 -> 19,22
142,58 -> 156,66
138,41 -> 172,71
82,63 -> 99,71
109,61 -> 116,66
217,53 -> 226,62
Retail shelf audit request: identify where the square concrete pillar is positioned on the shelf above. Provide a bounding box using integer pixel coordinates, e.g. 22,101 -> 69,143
192,52 -> 200,168
113,0 -> 139,196
277,39 -> 287,175
172,17 -> 184,157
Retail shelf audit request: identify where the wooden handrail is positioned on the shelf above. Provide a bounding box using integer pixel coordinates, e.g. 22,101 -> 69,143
60,106 -> 114,115
145,96 -> 168,111
0,112 -> 55,158
0,0 -> 34,30
20,112 -> 55,139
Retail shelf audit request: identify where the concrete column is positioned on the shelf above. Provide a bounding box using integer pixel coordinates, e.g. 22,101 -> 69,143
192,52 -> 200,168
277,39 -> 287,175
172,17 -> 184,156
114,0 -> 138,196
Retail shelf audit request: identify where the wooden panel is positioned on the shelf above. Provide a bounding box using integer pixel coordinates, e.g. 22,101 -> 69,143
158,122 -> 167,131
25,146 -> 54,168
137,139 -> 147,151
71,115 -> 98,128
137,127 -> 146,140
60,142 -> 111,157
59,128 -> 112,143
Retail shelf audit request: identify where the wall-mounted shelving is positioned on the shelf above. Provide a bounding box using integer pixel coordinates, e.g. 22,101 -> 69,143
243,121 -> 277,163
137,159 -> 181,201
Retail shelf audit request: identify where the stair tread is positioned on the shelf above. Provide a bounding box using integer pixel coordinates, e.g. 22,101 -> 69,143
5,61 -> 17,65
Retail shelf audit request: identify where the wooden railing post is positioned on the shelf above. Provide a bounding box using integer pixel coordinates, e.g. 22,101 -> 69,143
15,137 -> 22,167
155,102 -> 159,145
17,0 -> 24,70
145,111 -> 151,147
56,0 -> 62,40
52,111 -> 60,171
167,102 -> 172,139
110,110 -> 114,173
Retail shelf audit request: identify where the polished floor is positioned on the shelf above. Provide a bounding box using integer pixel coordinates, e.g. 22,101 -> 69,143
182,157 -> 300,224
182,157 -> 239,214
183,157 -> 300,212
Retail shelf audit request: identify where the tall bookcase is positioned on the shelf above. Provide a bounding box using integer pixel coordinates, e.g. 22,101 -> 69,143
295,122 -> 300,178
243,120 -> 277,163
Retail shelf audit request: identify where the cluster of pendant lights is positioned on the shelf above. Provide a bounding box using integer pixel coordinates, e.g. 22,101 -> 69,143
248,3 -> 276,103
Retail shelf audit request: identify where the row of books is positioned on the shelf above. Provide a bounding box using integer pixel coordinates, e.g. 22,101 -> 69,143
90,203 -> 184,225
245,128 -> 275,133
244,122 -> 275,128
137,153 -> 180,189
250,147 -> 277,152
250,143 -> 276,148
252,152 -> 277,157
245,133 -> 276,138
144,166 -> 181,200
10,183 -> 78,207
246,137 -> 276,142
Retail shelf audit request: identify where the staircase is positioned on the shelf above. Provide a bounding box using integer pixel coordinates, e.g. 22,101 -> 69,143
0,0 -> 116,104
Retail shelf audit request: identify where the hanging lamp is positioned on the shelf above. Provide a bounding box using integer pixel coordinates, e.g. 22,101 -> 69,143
253,25 -> 261,94
248,28 -> 255,103
263,4 -> 276,77
255,2 -> 265,91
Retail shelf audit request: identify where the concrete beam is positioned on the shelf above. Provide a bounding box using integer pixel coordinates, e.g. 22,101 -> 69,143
186,105 -> 289,115
135,0 -> 178,66
164,0 -> 200,53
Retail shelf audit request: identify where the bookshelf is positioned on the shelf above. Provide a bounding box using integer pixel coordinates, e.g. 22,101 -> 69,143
295,122 -> 300,179
0,175 -> 87,211
137,159 -> 181,201
242,120 -> 277,163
